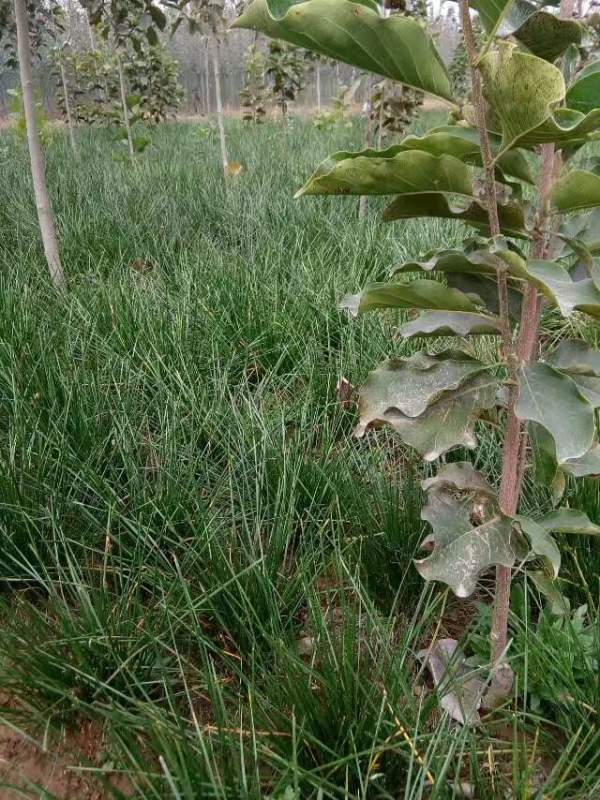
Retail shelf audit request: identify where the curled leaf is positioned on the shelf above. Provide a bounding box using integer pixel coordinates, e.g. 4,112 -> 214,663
398,311 -> 502,338
339,280 -> 482,317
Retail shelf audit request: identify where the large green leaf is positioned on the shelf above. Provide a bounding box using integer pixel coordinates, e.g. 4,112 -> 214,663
383,193 -> 529,238
399,311 -> 502,338
232,0 -> 455,102
355,356 -> 497,460
516,362 -> 595,463
339,280 -> 482,317
468,0 -> 515,37
561,444 -> 600,478
547,339 -> 600,408
398,126 -> 534,184
355,350 -> 487,421
566,61 -> 600,114
445,272 -> 523,320
548,339 -> 600,376
524,260 -> 600,319
560,210 -> 600,256
479,43 -> 565,155
551,169 -> 600,214
416,462 -> 518,597
297,150 -> 473,198
514,515 -> 561,577
538,508 -> 600,536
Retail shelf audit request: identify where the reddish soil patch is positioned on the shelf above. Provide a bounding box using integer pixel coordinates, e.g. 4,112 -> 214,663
0,721 -> 131,799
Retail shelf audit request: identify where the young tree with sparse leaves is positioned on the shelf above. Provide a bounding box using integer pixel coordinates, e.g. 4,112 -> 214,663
234,0 -> 600,712
1,0 -> 66,289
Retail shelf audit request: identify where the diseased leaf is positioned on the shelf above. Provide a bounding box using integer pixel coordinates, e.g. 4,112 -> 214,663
417,639 -> 484,725
355,351 -> 487,421
399,311 -> 502,338
515,515 -> 561,577
382,193 -> 529,238
516,363 -> 595,463
422,461 -> 496,495
232,0 -> 455,102
551,169 -> 600,214
415,462 -> 518,597
339,280 -> 482,317
524,260 -> 600,319
566,61 -> 600,114
479,42 -> 565,155
296,150 -> 473,198
509,9 -> 582,63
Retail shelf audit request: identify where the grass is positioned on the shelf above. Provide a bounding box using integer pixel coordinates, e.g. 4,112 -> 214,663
0,114 -> 599,798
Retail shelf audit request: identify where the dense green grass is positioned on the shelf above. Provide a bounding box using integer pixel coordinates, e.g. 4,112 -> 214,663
0,116 -> 599,798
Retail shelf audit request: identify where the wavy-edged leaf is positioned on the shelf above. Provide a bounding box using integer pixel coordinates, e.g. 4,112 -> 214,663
382,193 -> 529,238
393,243 -> 528,279
548,340 -> 600,406
530,422 -> 600,483
566,61 -> 600,114
516,107 -> 600,149
416,462 -> 517,597
339,280 -> 482,317
355,350 -> 487,422
551,169 -> 600,214
297,150 -> 473,198
479,42 -> 565,155
524,260 -> 600,319
232,0 -> 455,102
355,359 -> 497,461
399,311 -> 502,338
422,461 -> 496,494
515,515 -> 561,577
516,362 -> 595,463
398,126 -> 535,184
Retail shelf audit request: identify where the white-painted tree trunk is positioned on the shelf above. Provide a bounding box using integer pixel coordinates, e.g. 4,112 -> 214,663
14,0 -> 65,290
60,62 -> 77,156
117,54 -> 135,160
211,39 -> 229,176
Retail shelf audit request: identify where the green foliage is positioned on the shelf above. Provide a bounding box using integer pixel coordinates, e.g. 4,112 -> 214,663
313,78 -> 360,129
264,39 -> 309,119
240,44 -> 268,122
7,87 -> 54,147
54,41 -> 183,127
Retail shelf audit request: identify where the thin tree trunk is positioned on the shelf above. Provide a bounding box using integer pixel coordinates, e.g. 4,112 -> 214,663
85,12 -> 96,51
117,54 -> 135,160
359,81 -> 375,219
316,63 -> 321,110
14,0 -> 65,290
60,62 -> 77,156
204,38 -> 211,115
211,39 -> 229,176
